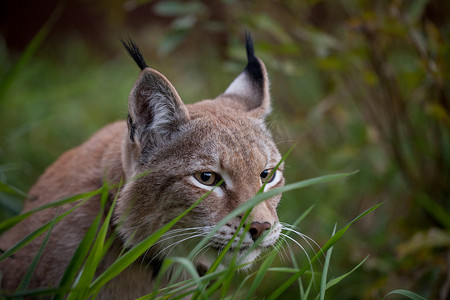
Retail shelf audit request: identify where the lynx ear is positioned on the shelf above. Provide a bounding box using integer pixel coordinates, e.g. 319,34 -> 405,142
127,69 -> 190,151
122,39 -> 189,151
224,32 -> 271,118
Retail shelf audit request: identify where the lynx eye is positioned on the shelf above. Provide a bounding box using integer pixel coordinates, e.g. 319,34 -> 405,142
194,172 -> 221,186
260,169 -> 276,184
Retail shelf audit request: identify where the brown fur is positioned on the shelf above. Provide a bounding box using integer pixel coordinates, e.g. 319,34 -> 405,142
0,39 -> 284,299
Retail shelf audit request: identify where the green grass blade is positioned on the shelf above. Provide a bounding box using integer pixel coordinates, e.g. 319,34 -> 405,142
207,209 -> 252,274
245,250 -> 277,299
53,206 -> 103,300
167,257 -> 203,287
189,172 -> 358,264
210,204 -> 316,299
219,270 -> 235,299
304,278 -> 314,300
225,205 -> 315,299
0,181 -> 28,198
325,255 -> 369,289
54,184 -> 115,299
163,257 -> 207,300
1,287 -> 69,298
384,289 -> 426,300
67,186 -> 115,299
191,147 -> 297,299
138,269 -> 229,300
200,218 -> 257,298
0,189 -> 101,234
318,224 -> 336,300
15,211 -> 58,298
316,202 -> 383,258
231,272 -> 254,299
292,204 -> 315,228
288,243 -> 305,297
87,186 -> 216,296
235,203 -> 316,298
0,195 -> 94,262
266,267 -> 300,273
268,202 -> 383,300
286,204 -> 316,298
258,143 -> 296,194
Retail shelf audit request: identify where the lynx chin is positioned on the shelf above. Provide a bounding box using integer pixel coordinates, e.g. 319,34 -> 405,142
0,33 -> 286,299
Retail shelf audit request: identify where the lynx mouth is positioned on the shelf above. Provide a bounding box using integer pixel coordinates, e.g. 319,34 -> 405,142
203,244 -> 265,270
210,244 -> 271,252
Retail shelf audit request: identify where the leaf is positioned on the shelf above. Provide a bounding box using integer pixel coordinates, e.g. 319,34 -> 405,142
53,203 -> 103,300
384,289 -> 426,300
87,185 -> 216,296
267,202 -> 383,300
0,195 -> 94,262
0,189 -> 101,234
1,287 -> 66,299
15,210 -> 58,298
246,248 -> 277,298
0,181 -> 28,198
0,193 -> 23,215
66,187 -> 114,299
326,256 -> 369,289
166,257 -> 203,288
319,225 -> 336,300
138,269 -> 228,300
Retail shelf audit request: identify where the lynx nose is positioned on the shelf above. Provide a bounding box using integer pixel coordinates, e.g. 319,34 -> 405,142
249,221 -> 271,241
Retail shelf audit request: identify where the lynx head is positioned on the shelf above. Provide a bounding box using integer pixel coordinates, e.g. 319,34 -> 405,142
114,34 -> 284,273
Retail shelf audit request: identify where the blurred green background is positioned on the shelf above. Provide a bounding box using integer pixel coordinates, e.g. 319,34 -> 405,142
0,0 -> 449,299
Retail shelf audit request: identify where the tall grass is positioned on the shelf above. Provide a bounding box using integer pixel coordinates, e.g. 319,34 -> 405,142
0,171 -> 385,299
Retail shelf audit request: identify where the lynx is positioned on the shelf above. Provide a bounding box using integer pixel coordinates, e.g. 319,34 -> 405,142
0,34 -> 285,298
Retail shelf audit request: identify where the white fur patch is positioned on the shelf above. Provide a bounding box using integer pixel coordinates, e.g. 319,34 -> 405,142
263,170 -> 282,192
224,72 -> 252,99
188,176 -> 225,197
146,91 -> 176,135
187,165 -> 233,197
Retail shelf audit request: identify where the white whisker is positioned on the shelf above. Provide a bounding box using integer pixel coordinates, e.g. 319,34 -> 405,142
282,227 -> 317,252
148,233 -> 207,267
274,239 -> 288,264
282,224 -> 321,251
280,233 -> 315,279
153,229 -> 206,246
281,223 -> 324,265
191,243 -> 211,261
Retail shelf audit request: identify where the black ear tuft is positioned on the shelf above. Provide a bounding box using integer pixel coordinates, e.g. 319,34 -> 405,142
245,31 -> 256,63
244,31 -> 263,86
223,31 -> 271,117
121,38 -> 148,71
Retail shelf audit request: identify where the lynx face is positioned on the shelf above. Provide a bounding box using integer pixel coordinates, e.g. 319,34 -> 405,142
114,36 -> 284,271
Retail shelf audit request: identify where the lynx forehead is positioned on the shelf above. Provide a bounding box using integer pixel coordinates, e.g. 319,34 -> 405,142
0,33 -> 285,298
